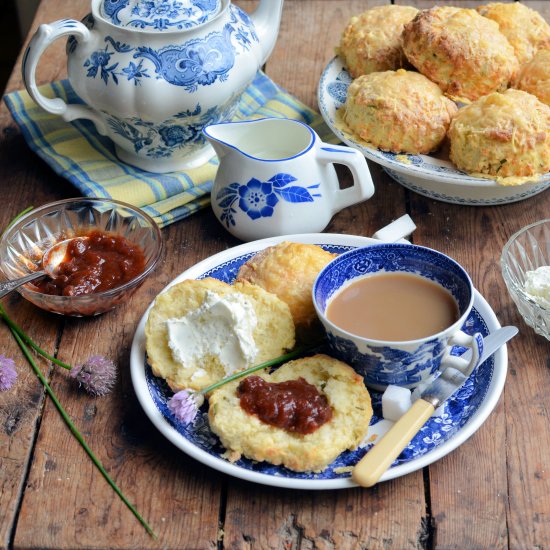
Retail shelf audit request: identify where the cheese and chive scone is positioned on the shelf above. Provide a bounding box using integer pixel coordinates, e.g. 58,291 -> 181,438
343,69 -> 457,154
208,354 -> 373,472
338,5 -> 418,78
236,242 -> 336,341
145,277 -> 295,391
402,6 -> 519,102
515,48 -> 550,106
476,2 -> 550,66
448,89 -> 550,180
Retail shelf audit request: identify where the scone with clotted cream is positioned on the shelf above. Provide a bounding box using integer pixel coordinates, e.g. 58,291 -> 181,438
145,277 -> 295,391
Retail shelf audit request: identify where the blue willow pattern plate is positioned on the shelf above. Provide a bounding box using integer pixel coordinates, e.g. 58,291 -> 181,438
317,57 -> 549,205
130,234 -> 507,489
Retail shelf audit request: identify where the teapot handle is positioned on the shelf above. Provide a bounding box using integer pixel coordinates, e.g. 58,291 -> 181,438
22,20 -> 107,134
317,143 -> 375,213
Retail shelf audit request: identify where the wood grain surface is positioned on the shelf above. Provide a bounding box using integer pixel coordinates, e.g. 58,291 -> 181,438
0,1 -> 549,549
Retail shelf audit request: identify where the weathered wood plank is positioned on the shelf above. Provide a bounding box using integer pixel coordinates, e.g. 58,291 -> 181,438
222,3 -> 426,548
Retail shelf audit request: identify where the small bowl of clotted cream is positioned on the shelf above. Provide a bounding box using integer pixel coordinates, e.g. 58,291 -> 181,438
501,219 -> 550,341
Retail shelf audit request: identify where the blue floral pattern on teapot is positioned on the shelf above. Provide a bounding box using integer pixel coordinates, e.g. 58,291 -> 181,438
22,0 -> 283,172
101,0 -> 223,30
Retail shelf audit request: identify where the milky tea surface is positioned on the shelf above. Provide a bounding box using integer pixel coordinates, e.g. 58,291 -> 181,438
326,272 -> 460,341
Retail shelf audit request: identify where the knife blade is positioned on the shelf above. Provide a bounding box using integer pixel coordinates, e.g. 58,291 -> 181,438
352,326 -> 518,488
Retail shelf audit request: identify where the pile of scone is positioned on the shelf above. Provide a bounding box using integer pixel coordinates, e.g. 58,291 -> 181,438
337,3 -> 550,182
145,242 -> 373,473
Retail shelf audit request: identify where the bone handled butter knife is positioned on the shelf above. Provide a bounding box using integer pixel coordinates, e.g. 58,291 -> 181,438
352,326 -> 518,488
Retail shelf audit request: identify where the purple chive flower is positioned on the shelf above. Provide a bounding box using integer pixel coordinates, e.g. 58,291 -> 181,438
168,390 -> 205,424
70,355 -> 117,396
0,355 -> 17,391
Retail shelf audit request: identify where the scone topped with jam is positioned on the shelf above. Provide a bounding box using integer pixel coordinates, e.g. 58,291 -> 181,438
338,5 -> 418,78
208,354 -> 373,472
145,277 -> 295,391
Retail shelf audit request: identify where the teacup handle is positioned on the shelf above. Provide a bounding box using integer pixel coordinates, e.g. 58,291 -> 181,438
441,330 -> 484,374
22,20 -> 107,134
317,143 -> 375,212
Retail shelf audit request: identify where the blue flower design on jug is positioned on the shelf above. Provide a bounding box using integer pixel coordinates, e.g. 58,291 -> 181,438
216,173 -> 322,228
238,179 -> 279,220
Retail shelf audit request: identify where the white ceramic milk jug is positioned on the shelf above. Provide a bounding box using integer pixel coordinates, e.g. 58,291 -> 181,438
204,118 -> 375,241
22,0 -> 284,173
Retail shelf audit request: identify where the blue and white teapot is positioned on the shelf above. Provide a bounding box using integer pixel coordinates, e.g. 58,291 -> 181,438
23,0 -> 284,172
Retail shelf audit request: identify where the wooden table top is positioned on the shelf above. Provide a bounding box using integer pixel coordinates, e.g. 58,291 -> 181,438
1,1 -> 549,548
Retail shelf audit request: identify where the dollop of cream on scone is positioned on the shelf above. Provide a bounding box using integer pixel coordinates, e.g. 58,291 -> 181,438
145,277 -> 295,391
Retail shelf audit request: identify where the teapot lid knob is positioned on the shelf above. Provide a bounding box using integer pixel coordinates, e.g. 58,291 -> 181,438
99,0 -> 223,31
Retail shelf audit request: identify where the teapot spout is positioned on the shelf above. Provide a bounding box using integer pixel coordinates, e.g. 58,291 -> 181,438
251,0 -> 284,65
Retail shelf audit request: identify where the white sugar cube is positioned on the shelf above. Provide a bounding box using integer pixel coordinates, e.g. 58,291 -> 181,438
382,385 -> 412,421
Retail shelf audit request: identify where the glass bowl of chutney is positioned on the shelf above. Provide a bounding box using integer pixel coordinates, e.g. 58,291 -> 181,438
0,198 -> 163,316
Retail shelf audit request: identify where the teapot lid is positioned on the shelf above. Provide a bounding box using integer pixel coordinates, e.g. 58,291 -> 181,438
99,0 -> 223,31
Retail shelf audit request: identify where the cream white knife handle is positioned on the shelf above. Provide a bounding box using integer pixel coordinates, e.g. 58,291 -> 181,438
352,399 -> 435,487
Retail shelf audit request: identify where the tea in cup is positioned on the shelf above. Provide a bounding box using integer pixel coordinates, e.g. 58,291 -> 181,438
312,243 -> 483,390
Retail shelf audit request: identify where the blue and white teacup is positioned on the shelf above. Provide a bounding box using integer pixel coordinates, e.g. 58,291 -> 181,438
312,243 -> 484,391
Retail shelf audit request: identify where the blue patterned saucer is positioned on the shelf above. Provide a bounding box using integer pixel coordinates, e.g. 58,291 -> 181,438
317,57 -> 549,206
130,234 -> 507,489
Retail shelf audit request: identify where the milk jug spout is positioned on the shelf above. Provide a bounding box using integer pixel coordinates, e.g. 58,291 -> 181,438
202,122 -> 246,161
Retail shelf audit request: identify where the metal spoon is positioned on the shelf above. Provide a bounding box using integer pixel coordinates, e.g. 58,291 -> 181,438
0,236 -> 89,299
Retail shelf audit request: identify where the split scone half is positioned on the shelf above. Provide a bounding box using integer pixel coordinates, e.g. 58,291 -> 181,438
145,277 -> 295,391
208,354 -> 373,473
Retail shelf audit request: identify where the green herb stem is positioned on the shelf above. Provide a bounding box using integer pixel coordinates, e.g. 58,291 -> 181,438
0,305 -> 71,370
199,343 -> 322,395
8,325 -> 157,539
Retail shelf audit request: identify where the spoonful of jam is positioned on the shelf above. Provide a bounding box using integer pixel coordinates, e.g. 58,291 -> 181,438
0,237 -> 90,300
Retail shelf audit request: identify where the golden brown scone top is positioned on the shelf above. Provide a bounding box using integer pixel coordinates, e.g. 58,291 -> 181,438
402,6 -> 519,102
208,354 -> 373,472
448,89 -> 550,180
236,242 -> 336,341
343,69 -> 458,155
338,5 -> 419,78
514,48 -> 550,106
477,2 -> 550,66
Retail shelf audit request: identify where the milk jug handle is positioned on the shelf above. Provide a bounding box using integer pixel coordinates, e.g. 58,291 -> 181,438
317,143 -> 375,213
22,20 -> 107,134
